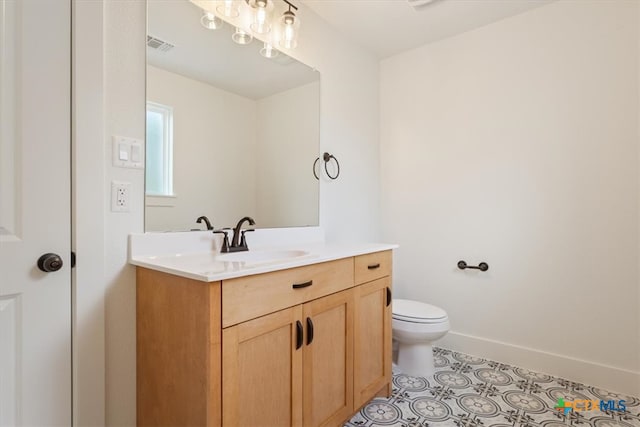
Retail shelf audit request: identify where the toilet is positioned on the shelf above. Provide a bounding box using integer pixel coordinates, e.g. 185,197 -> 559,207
392,299 -> 450,378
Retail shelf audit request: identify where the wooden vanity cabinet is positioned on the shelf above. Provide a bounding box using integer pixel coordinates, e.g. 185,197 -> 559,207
136,250 -> 392,427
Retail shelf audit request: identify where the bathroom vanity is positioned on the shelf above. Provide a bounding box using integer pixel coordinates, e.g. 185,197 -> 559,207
131,232 -> 395,427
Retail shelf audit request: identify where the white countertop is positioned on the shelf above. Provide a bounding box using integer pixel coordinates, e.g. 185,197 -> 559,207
130,242 -> 397,282
129,228 -> 397,282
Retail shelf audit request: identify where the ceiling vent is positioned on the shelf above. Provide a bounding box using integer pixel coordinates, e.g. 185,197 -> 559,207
407,0 -> 442,11
146,35 -> 175,52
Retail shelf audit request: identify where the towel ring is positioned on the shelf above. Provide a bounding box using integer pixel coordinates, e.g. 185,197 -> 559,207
313,152 -> 340,180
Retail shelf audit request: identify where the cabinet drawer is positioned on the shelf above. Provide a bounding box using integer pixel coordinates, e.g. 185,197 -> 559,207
354,251 -> 392,284
222,258 -> 354,328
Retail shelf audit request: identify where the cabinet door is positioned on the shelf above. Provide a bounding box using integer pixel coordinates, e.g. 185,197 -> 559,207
223,306 -> 303,427
303,289 -> 354,427
353,277 -> 392,408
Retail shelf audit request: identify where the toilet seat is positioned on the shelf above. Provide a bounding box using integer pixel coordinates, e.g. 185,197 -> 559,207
392,299 -> 448,324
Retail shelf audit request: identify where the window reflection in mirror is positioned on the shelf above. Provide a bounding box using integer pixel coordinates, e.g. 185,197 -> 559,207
145,102 -> 174,197
145,0 -> 320,232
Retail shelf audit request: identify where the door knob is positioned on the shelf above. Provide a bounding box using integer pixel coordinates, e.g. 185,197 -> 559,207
37,253 -> 63,272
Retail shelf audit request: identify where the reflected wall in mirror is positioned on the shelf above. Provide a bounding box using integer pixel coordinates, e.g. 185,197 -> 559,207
145,0 -> 320,232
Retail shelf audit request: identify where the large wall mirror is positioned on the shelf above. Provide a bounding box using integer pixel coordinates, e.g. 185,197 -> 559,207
145,0 -> 320,232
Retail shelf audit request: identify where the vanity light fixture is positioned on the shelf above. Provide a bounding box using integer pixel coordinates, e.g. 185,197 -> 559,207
279,1 -> 299,49
232,27 -> 254,45
201,11 -> 224,30
249,0 -> 272,34
217,0 -> 240,17
260,42 -> 279,58
198,0 -> 300,54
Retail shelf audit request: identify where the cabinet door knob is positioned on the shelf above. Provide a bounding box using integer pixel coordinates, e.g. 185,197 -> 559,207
386,287 -> 392,307
295,321 -> 303,350
306,317 -> 314,345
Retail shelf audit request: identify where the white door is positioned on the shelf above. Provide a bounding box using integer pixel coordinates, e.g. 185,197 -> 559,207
0,0 -> 71,425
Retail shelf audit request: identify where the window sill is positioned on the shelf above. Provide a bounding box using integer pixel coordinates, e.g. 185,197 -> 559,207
145,194 -> 177,207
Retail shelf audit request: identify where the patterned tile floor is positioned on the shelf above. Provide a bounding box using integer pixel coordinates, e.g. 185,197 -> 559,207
345,348 -> 640,427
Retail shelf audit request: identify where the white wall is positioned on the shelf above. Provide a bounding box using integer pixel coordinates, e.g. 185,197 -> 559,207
75,1 -> 380,425
293,8 -> 381,243
380,0 -> 640,395
145,65 -> 257,231
256,82 -> 320,228
103,2 -> 146,425
73,1 -> 105,424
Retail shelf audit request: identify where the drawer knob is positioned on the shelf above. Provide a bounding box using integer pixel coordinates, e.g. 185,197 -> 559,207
367,263 -> 381,270
292,280 -> 313,289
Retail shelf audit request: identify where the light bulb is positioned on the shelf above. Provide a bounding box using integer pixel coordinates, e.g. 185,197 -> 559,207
200,12 -> 223,30
232,27 -> 253,45
260,42 -> 279,58
250,0 -> 271,34
279,9 -> 298,49
217,0 -> 239,18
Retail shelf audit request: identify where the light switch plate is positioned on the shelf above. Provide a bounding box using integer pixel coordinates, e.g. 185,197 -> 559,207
112,136 -> 144,169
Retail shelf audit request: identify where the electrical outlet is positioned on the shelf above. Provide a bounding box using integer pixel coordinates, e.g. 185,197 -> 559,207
111,181 -> 131,212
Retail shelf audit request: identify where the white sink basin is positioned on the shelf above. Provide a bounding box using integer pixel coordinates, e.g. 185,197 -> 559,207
143,252 -> 224,270
135,249 -> 312,279
214,249 -> 309,264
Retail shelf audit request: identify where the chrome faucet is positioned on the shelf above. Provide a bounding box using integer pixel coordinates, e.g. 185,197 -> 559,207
213,216 -> 255,253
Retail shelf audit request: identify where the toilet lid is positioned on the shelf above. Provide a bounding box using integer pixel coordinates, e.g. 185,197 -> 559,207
392,299 -> 448,323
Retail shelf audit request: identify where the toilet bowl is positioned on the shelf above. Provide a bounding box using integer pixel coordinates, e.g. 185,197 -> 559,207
392,299 -> 450,378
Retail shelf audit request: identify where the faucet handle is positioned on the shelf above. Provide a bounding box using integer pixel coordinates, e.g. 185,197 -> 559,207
240,228 -> 254,248
213,229 -> 230,252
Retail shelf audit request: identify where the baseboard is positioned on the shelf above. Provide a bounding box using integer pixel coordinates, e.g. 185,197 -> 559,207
437,331 -> 640,397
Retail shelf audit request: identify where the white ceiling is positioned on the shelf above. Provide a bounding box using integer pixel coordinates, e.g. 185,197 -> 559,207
147,0 -> 555,95
302,0 -> 555,58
